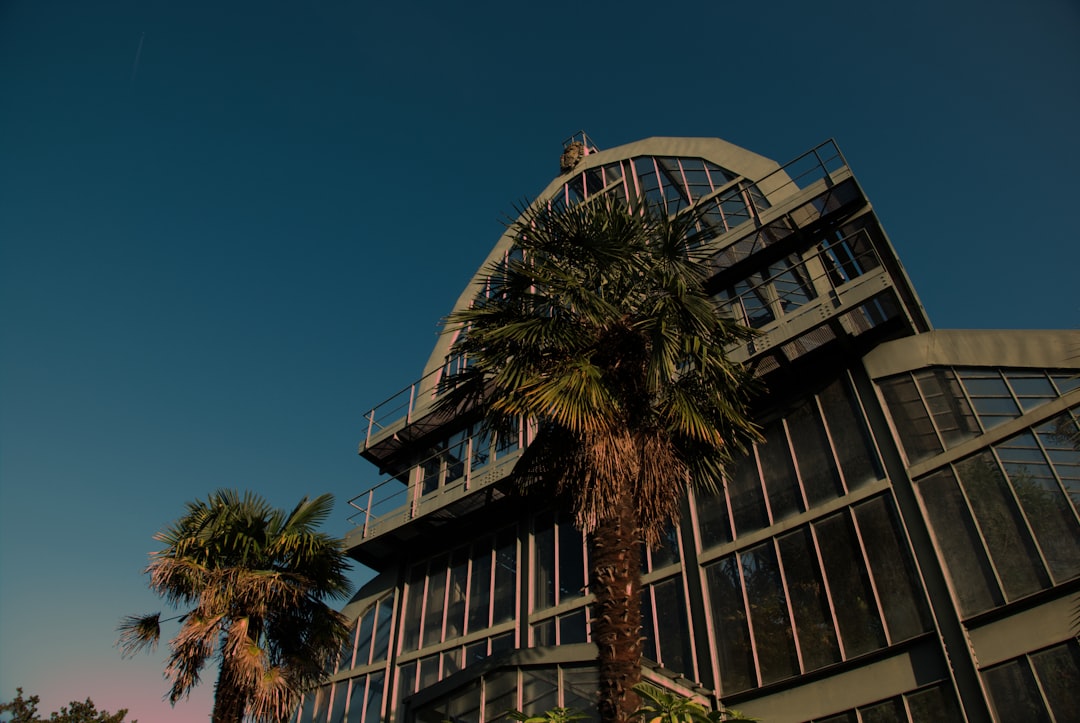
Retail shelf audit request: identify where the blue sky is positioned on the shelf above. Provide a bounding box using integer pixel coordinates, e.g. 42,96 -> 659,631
1,0 -> 1078,720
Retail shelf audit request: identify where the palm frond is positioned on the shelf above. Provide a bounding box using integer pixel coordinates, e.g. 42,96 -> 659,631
116,612 -> 162,658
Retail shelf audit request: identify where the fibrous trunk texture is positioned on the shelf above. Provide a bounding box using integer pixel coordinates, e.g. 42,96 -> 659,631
589,501 -> 643,723
211,662 -> 246,723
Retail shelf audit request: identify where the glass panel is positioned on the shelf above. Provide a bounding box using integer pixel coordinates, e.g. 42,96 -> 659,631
311,686 -> 331,723
337,618 -> 359,673
562,666 -> 599,713
402,565 -> 425,651
490,630 -> 514,655
648,524 -> 681,570
915,369 -> 980,447
857,698 -> 904,723
705,555 -> 756,693
445,429 -> 468,485
741,543 -> 798,684
955,452 -> 1049,600
559,608 -> 588,645
328,680 -> 348,723
1038,412 -> 1080,514
727,451 -> 768,535
532,617 -> 555,647
397,660 -> 416,703
641,590 -> 657,662
493,527 -> 517,625
372,594 -> 393,662
814,513 -> 886,657
423,554 -> 449,646
419,654 -> 440,688
471,426 -> 492,472
997,432 -> 1080,583
758,419 -> 803,522
534,512 -> 556,610
484,670 -> 518,723
446,548 -> 469,639
442,648 -> 461,678
778,528 -> 840,672
442,678 -> 480,723
346,675 -> 367,722
364,672 -> 384,723
905,684 -> 961,722
1030,641 -> 1080,721
695,486 -> 732,550
983,658 -> 1052,723
854,497 -> 930,642
653,576 -> 694,677
468,536 -> 493,633
465,640 -> 487,666
559,519 -> 586,601
787,398 -> 844,506
819,377 -> 882,487
1006,372 -> 1058,411
880,374 -> 941,465
521,667 -> 559,716
916,468 -> 1002,616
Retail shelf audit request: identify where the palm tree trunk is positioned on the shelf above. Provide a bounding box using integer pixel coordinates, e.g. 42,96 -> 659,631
589,500 -> 643,723
211,661 -> 246,723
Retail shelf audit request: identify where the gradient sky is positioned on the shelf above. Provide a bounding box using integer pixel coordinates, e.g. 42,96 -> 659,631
1,0 -> 1078,721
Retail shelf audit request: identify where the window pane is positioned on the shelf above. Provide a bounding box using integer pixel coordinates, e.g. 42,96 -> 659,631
521,667 -> 559,717
857,698 -> 904,723
337,618 -> 358,673
328,681 -> 348,723
778,528 -> 840,672
346,676 -> 367,722
916,468 -> 1003,616
705,555 -> 756,693
562,666 -> 599,713
814,513 -> 886,657
1030,642 -> 1080,721
915,369 -> 980,447
559,520 -> 586,601
653,576 -> 694,677
372,595 -> 393,662
468,537 -> 493,633
640,589 -> 657,663
741,543 -> 798,684
983,658 -> 1052,723
728,451 -> 768,535
1006,372 -> 1058,411
423,555 -> 449,646
445,548 -> 469,640
353,605 -> 374,668
880,374 -> 942,464
492,528 -> 517,625
419,654 -> 440,688
363,672 -> 384,723
905,684 -> 961,722
559,608 -> 588,646
696,486 -> 733,550
997,432 -> 1080,583
534,513 -> 556,610
854,497 -> 931,642
1038,412 -> 1080,515
402,565 -> 425,651
532,617 -> 555,647
819,378 -> 883,487
758,420 -> 803,522
955,452 -> 1049,600
788,398 -> 844,506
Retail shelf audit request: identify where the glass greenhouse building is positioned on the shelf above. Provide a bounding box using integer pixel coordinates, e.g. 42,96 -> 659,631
295,135 -> 1080,723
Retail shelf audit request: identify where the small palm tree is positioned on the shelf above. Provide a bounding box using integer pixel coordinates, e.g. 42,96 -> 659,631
117,490 -> 352,723
440,197 -> 760,723
632,683 -> 757,722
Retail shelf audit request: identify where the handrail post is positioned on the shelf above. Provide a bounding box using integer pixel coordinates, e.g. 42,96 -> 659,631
362,489 -> 374,538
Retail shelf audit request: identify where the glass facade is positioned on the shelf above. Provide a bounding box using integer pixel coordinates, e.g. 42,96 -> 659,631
331,137 -> 1080,722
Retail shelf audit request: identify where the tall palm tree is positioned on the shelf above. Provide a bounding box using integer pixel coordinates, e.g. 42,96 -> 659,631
117,490 -> 352,723
439,197 -> 760,723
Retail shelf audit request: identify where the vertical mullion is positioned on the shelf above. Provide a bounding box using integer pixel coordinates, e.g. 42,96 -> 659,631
440,557 -> 452,645
990,444 -> 1055,581
462,543 -> 475,637
814,391 -> 850,494
809,522 -> 847,660
735,549 -> 763,688
848,506 -> 890,644
772,536 -> 805,674
951,460 -> 1010,598
782,416 -> 811,513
